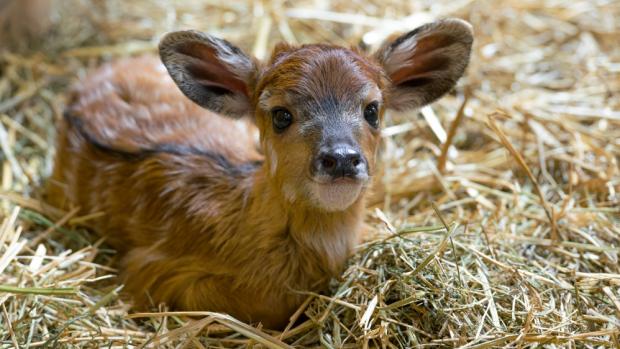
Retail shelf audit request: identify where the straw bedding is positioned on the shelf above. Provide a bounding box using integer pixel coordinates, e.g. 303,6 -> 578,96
0,0 -> 618,347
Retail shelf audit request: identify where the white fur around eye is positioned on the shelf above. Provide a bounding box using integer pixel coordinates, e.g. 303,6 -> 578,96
267,142 -> 278,176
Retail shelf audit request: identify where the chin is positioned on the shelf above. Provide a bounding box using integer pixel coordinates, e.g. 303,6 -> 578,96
309,178 -> 365,212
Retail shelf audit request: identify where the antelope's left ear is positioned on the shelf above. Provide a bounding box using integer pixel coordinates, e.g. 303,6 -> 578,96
374,19 -> 473,111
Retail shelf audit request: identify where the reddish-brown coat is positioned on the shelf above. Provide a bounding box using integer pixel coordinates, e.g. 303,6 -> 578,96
48,54 -> 369,328
48,19 -> 473,329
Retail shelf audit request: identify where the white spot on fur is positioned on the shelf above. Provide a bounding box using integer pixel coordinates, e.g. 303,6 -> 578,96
283,183 -> 297,203
266,142 -> 278,176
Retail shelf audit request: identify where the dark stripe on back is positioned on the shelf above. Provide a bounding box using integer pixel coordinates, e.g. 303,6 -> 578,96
63,110 -> 262,176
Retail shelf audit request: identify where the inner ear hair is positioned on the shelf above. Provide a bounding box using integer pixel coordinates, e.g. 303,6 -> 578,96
159,30 -> 256,118
375,18 -> 474,111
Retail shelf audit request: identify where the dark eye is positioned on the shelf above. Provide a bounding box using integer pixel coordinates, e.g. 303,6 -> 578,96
364,102 -> 380,128
272,107 -> 293,133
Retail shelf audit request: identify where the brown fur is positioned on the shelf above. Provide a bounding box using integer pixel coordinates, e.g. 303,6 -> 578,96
48,20 -> 473,329
47,55 -> 371,328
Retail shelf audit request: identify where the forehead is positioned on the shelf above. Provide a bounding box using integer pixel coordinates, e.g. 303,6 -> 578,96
257,45 -> 384,107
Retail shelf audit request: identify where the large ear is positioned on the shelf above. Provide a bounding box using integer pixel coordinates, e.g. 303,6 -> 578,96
374,19 -> 473,111
159,30 -> 256,118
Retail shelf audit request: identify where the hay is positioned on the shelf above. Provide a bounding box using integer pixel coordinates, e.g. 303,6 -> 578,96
1,0 -> 619,347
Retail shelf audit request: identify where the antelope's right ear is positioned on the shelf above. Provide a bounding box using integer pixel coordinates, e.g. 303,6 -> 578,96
159,30 -> 256,118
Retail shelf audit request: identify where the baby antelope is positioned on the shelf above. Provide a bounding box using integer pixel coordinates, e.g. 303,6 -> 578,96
48,19 -> 473,328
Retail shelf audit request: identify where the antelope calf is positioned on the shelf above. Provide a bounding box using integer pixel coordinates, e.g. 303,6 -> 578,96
48,19 -> 473,328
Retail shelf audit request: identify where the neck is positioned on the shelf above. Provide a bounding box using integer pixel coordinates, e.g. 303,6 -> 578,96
242,165 -> 365,284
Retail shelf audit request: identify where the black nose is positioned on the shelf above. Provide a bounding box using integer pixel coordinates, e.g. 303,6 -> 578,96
315,144 -> 365,178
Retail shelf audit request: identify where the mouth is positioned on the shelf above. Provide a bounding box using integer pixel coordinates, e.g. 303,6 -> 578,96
309,175 -> 366,211
308,171 -> 370,185
311,176 -> 362,185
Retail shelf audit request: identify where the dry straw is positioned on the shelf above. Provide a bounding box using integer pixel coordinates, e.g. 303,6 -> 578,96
1,0 -> 619,347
